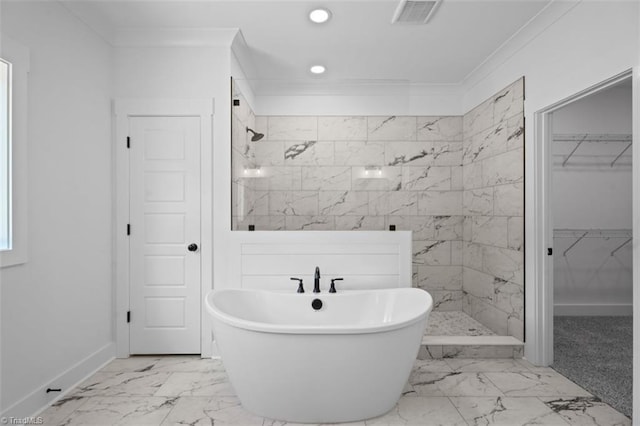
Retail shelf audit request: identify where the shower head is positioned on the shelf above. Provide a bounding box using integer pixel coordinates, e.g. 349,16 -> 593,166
246,127 -> 264,142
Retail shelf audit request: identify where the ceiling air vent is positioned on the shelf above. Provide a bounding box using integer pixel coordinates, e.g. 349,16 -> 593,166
391,0 -> 441,24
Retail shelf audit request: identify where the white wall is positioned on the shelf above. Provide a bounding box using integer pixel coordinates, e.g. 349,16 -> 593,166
252,86 -> 463,116
456,0 -> 638,362
552,83 -> 632,314
114,44 -> 232,358
0,1 -> 114,416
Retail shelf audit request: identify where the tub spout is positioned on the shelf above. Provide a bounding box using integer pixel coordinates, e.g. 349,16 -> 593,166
314,267 -> 321,293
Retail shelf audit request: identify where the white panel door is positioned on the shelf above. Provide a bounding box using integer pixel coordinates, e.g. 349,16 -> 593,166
129,116 -> 201,354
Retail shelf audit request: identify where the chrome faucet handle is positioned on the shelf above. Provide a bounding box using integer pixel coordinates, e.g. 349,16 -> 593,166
329,278 -> 343,293
290,277 -> 304,293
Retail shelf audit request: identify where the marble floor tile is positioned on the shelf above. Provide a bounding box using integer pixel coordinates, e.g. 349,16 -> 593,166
485,371 -> 592,397
155,371 -> 235,397
450,396 -> 569,425
101,356 -> 166,373
540,396 -> 631,426
161,396 -> 369,426
410,371 -> 504,397
365,396 -> 466,425
445,358 -> 531,373
70,370 -> 172,397
58,396 -> 177,425
160,396 -> 284,426
36,356 -> 630,426
102,355 -> 216,374
150,355 -> 219,373
40,395 -> 90,426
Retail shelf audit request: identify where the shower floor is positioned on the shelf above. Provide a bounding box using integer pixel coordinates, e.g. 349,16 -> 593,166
426,311 -> 496,336
421,311 -> 523,359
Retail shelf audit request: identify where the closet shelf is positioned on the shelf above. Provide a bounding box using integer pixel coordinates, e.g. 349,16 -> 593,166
553,229 -> 633,256
554,133 -> 632,167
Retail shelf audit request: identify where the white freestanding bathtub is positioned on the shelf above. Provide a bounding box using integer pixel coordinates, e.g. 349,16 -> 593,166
205,288 -> 432,423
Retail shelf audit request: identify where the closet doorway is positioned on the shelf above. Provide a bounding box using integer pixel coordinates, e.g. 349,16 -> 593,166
550,75 -> 632,418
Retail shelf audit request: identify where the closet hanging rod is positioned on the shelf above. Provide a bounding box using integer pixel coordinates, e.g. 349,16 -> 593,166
563,231 -> 588,257
611,237 -> 632,256
610,142 -> 632,167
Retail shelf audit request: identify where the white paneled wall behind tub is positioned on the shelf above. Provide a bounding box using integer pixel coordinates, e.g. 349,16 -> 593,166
222,231 -> 412,292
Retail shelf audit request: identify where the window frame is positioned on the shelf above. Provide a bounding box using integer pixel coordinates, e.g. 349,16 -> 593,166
0,58 -> 12,252
0,37 -> 29,268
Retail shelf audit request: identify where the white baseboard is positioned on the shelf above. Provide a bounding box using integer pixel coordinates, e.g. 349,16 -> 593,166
1,342 -> 115,419
554,303 -> 633,316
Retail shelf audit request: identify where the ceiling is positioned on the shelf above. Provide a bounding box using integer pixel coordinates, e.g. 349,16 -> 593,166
62,0 -> 552,86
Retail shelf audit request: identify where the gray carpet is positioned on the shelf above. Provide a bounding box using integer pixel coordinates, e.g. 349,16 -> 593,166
552,316 -> 632,419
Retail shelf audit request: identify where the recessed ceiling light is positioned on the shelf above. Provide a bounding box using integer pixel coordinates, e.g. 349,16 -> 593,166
310,65 -> 326,75
309,8 -> 331,24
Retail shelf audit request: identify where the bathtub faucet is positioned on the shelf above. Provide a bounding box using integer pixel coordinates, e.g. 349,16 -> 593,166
314,266 -> 321,293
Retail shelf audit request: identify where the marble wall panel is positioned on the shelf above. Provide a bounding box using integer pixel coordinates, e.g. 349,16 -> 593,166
494,183 -> 524,216
494,280 -> 524,320
268,191 -> 318,216
255,167 -> 302,191
462,162 -> 483,190
268,116 -> 317,140
463,242 -> 483,271
387,215 -> 435,240
431,290 -> 464,311
351,166 -> 402,191
461,78 -> 525,339
234,215 -> 285,231
483,246 -> 524,286
417,266 -> 463,291
506,115 -> 525,151
402,166 -> 451,191
334,215 -> 385,230
413,240 -> 451,265
462,267 -> 494,302
283,141 -> 334,165
418,191 -> 462,216
451,241 -> 463,265
463,189 -> 493,216
252,141 -> 285,166
451,166 -> 463,190
482,148 -> 524,186
232,108 -> 527,329
334,141 -> 384,166
417,116 -> 463,141
386,142 -> 462,167
369,191 -> 419,216
285,215 -> 334,230
368,116 -> 417,141
472,216 -> 509,247
318,191 -> 369,216
462,294 -> 509,335
318,116 -> 367,140
507,217 -> 524,251
301,166 -> 351,190
433,215 -> 464,240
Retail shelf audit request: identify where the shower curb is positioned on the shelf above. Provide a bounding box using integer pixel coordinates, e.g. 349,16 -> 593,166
419,335 -> 524,359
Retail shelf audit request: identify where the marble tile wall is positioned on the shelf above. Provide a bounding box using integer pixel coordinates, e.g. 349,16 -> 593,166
231,79 -> 525,328
462,78 -> 525,339
231,110 -> 465,311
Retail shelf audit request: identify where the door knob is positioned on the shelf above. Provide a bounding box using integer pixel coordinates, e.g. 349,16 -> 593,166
187,243 -> 198,252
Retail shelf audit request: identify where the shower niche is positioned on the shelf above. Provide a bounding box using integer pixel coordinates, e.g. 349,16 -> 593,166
231,77 -> 525,357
